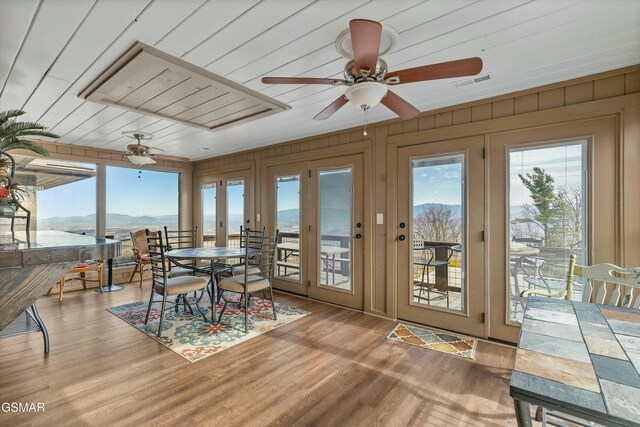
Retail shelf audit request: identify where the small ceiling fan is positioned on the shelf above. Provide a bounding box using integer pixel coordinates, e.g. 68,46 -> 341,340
262,19 -> 483,129
122,131 -> 163,166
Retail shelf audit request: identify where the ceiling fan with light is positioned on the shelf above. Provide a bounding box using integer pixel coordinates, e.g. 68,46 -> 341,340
262,19 -> 483,133
122,131 -> 163,166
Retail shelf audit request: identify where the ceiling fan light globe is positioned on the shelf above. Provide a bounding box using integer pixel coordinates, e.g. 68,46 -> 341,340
344,81 -> 388,109
127,154 -> 155,166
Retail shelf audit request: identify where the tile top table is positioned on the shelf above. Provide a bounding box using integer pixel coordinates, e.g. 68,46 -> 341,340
510,297 -> 640,427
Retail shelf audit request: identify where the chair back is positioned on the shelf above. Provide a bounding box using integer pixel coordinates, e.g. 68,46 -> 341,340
427,246 -> 455,263
240,226 -> 265,249
413,239 -> 429,263
130,229 -> 150,259
163,226 -> 198,251
570,254 -> 640,308
145,229 -> 168,294
242,229 -> 279,280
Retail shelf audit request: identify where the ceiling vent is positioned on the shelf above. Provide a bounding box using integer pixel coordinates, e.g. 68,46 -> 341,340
79,42 -> 290,131
452,73 -> 492,88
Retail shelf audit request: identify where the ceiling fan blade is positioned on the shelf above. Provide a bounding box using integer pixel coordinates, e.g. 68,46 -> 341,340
380,90 -> 420,120
147,147 -> 164,155
385,57 -> 483,85
314,96 -> 349,120
261,77 -> 347,85
349,19 -> 382,74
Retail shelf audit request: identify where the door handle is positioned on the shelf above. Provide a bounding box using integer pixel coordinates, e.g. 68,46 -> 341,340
355,233 -> 362,239
398,235 -> 406,241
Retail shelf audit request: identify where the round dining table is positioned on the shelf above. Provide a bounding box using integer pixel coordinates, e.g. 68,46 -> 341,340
165,247 -> 258,323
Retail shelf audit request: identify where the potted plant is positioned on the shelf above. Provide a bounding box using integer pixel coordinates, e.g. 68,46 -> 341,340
0,109 -> 58,215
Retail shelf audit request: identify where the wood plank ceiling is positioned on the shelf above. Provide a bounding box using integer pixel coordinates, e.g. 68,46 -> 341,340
1,0 -> 639,161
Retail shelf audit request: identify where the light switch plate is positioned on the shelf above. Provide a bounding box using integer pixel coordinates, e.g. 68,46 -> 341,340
376,213 -> 384,224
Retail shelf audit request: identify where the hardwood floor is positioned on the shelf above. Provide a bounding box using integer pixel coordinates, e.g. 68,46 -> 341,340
0,283 -> 517,426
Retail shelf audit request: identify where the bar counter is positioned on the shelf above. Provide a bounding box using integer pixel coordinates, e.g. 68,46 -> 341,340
0,231 -> 121,333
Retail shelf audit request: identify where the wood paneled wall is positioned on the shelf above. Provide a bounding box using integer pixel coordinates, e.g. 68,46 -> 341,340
193,65 -> 640,321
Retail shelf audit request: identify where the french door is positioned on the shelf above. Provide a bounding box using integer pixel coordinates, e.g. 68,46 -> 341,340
487,117 -> 617,342
308,155 -> 364,310
199,170 -> 252,247
396,136 -> 485,337
267,155 -> 364,310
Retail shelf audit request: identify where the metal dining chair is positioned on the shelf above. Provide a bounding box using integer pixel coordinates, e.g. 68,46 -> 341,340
217,230 -> 279,333
144,230 -> 209,337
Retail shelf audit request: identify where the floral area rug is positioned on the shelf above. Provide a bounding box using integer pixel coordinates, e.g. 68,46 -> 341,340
387,323 -> 477,359
107,295 -> 309,362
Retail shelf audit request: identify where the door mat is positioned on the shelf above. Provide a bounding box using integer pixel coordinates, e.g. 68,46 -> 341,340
387,323 -> 477,359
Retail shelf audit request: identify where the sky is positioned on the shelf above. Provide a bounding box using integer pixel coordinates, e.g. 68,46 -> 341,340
509,142 -> 585,206
410,141 -> 585,208
413,157 -> 463,206
276,175 -> 300,211
36,165 -> 179,219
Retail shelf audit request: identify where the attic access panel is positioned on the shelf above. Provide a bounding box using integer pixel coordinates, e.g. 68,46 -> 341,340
80,42 -> 290,131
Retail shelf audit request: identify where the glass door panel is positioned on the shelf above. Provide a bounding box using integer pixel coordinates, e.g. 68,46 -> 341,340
267,162 -> 308,295
411,155 -> 465,312
318,168 -> 353,291
226,179 -> 244,248
201,183 -> 216,247
396,136 -> 485,337
275,174 -> 302,283
507,142 -> 587,324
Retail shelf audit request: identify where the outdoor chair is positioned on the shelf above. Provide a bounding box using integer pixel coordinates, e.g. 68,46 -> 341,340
521,254 -> 640,426
413,240 -> 455,308
144,230 -> 208,337
217,229 -> 279,333
129,229 -> 152,287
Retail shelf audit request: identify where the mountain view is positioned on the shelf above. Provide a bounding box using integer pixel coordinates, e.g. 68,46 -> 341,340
38,204 -> 527,239
38,213 -> 179,239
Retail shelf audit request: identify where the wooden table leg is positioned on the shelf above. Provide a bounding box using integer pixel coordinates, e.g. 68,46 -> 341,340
513,399 -> 533,427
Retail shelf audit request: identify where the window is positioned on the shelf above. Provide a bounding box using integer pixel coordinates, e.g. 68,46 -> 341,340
508,141 -> 587,323
10,156 -> 97,235
106,166 -> 179,263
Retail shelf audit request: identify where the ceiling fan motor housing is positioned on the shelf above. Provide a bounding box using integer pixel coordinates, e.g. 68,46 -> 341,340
344,58 -> 388,82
